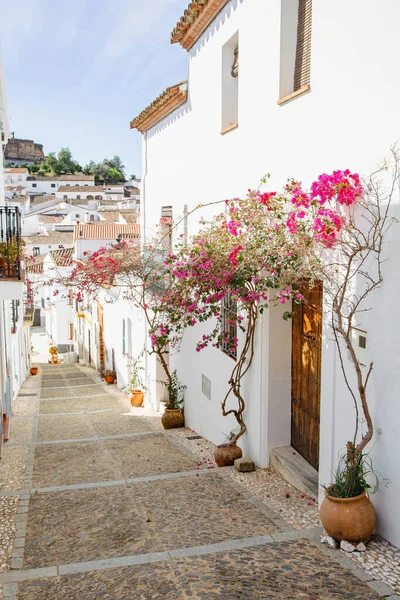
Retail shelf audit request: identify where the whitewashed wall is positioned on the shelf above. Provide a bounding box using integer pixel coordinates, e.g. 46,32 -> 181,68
138,0 -> 400,546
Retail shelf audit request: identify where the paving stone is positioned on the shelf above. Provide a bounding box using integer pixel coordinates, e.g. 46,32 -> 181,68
127,474 -> 282,551
36,414 -> 92,441
32,441 -> 119,487
18,563 -> 184,599
87,412 -> 153,437
39,399 -> 82,414
104,434 -> 199,479
23,486 -> 160,568
40,388 -> 74,400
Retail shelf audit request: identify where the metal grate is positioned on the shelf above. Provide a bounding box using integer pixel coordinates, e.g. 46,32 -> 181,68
0,207 -> 22,280
294,0 -> 312,91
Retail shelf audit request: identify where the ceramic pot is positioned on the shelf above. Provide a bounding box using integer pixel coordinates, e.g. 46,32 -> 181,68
30,367 -> 39,376
130,390 -> 144,407
214,443 -> 242,467
161,409 -> 184,429
320,489 -> 376,543
104,376 -> 115,385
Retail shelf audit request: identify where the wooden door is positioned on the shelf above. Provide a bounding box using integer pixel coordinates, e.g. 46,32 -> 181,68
291,282 -> 322,470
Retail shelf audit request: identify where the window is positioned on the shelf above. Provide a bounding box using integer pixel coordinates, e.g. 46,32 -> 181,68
221,32 -> 239,134
17,175 -> 22,182
68,289 -> 74,306
75,214 -> 80,218
160,206 -> 173,250
66,184 -> 70,187
11,300 -> 19,333
32,183 -> 37,188
63,195 -> 67,199
51,184 -> 56,188
68,323 -> 74,340
77,195 -> 81,200
279,0 -> 312,103
221,291 -> 237,359
90,214 -> 95,221
33,247 -> 40,256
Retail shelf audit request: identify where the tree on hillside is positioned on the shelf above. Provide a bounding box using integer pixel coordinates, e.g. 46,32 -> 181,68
84,155 -> 125,183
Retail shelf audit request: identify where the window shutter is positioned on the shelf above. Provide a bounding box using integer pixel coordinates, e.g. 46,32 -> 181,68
231,47 -> 239,78
294,0 -> 312,91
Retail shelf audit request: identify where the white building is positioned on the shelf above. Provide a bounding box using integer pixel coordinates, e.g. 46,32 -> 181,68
4,168 -> 29,190
23,231 -> 74,257
26,174 -> 95,195
56,185 -> 124,202
73,222 -> 140,259
40,249 -> 75,354
130,0 -> 400,547
0,49 -> 30,455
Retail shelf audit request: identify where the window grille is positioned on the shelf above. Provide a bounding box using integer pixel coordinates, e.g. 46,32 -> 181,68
294,0 -> 312,91
231,47 -> 239,78
221,291 -> 237,359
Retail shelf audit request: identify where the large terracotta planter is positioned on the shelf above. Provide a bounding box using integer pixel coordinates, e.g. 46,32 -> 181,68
104,376 -> 115,385
130,390 -> 144,407
320,489 -> 376,543
30,367 -> 39,376
161,409 -> 184,430
214,443 -> 242,467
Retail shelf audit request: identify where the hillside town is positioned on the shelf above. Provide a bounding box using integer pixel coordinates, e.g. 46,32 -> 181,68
1,1 -> 400,598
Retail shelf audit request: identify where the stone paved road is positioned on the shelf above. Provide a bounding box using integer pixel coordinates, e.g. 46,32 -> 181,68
1,365 -> 395,599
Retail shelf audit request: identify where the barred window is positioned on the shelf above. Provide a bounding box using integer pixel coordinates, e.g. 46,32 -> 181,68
221,291 -> 237,360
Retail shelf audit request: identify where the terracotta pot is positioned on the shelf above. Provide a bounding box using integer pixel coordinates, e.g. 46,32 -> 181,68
104,376 -> 115,385
30,367 -> 39,376
320,489 -> 376,543
161,409 -> 184,429
214,443 -> 242,467
130,390 -> 144,407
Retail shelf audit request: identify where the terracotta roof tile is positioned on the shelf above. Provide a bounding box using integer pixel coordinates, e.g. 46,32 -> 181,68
58,185 -> 105,193
171,0 -> 229,49
4,168 -> 28,173
23,231 -> 74,245
130,82 -> 188,133
39,215 -> 64,224
73,223 -> 140,242
58,175 -> 94,181
49,247 -> 74,267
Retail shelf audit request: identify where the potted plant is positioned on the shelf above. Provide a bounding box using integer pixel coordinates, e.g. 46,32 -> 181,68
104,369 -> 116,384
30,366 -> 39,376
160,370 -> 185,429
129,351 -> 145,406
317,156 -> 398,543
48,346 -> 59,364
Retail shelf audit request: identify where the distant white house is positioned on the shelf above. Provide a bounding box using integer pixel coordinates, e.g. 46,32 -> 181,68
73,222 -> 140,259
130,0 -> 400,548
23,231 -> 74,257
4,167 -> 29,189
26,174 -> 95,195
39,249 -> 75,354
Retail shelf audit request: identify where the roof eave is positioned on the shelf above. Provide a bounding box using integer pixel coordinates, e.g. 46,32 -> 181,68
171,0 -> 230,50
130,83 -> 188,133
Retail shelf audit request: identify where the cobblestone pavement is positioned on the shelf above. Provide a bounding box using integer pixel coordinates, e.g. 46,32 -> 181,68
0,365 -> 399,599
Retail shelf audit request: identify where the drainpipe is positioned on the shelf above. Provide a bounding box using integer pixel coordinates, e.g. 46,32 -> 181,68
141,131 -> 150,408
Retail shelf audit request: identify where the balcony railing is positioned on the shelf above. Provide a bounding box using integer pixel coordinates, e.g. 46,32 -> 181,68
0,207 -> 22,280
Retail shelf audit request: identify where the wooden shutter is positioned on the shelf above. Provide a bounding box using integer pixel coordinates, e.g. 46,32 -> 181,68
231,47 -> 238,78
294,0 -> 312,91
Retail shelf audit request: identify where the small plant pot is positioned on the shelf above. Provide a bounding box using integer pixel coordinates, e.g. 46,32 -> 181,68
214,443 -> 242,467
130,390 -> 144,407
161,409 -> 184,430
320,488 -> 376,543
104,376 -> 115,385
30,367 -> 39,376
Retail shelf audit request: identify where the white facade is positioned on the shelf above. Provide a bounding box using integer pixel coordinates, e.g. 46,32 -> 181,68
26,176 -> 95,195
0,50 -> 30,455
4,168 -> 29,188
39,255 -> 75,353
134,0 -> 400,547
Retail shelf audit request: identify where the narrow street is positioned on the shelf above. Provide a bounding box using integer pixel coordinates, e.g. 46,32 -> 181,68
0,364 -> 391,599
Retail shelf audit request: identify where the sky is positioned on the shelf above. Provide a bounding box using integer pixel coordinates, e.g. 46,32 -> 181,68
0,0 -> 189,178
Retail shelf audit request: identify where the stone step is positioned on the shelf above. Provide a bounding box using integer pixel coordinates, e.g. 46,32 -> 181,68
270,445 -> 319,499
